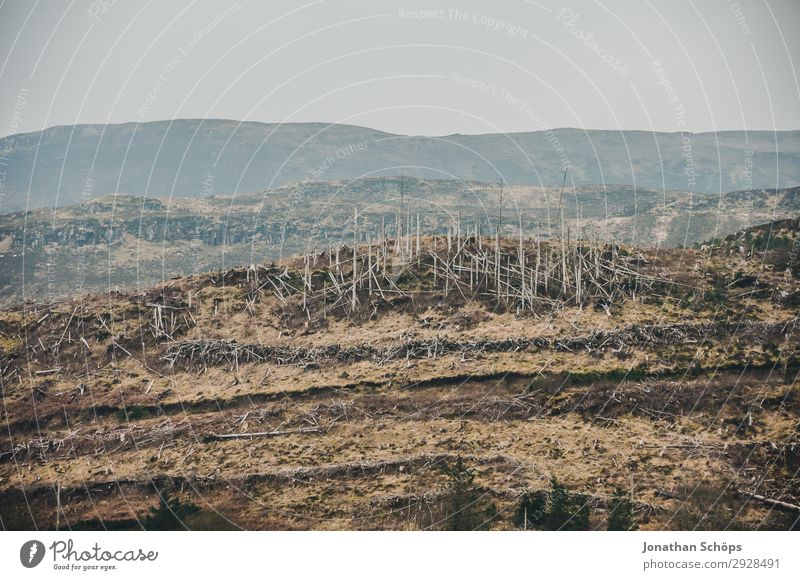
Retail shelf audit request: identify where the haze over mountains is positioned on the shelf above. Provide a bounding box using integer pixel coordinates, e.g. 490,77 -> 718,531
1,119 -> 799,212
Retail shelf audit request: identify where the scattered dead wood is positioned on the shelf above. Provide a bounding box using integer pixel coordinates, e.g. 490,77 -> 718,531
2,228 -> 798,531
164,318 -> 797,369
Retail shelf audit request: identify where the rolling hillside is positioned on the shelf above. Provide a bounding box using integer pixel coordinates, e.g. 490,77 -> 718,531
1,120 -> 798,212
0,219 -> 798,530
1,177 -> 798,307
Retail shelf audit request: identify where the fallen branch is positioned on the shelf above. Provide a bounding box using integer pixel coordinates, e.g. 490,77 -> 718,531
203,426 -> 321,442
740,490 -> 800,512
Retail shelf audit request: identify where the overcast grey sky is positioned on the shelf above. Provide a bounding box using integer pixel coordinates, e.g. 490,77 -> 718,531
0,0 -> 798,137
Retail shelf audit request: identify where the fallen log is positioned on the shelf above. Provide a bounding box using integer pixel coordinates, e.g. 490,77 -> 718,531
739,490 -> 800,512
203,426 -> 321,442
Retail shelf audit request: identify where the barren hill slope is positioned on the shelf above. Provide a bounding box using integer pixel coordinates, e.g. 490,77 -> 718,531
1,220 -> 798,530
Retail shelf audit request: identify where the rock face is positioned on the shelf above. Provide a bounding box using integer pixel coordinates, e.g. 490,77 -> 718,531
2,119 -> 798,211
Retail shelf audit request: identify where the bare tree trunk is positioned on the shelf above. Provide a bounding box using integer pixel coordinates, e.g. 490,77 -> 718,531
352,207 -> 358,312
416,212 -> 421,257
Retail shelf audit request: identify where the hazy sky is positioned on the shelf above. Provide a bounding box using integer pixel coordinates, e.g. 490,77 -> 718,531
1,0 -> 798,137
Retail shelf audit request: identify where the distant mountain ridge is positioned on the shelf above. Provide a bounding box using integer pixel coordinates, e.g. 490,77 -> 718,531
1,119 -> 799,212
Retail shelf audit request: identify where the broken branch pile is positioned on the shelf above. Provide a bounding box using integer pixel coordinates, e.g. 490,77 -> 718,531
163,318 -> 797,369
